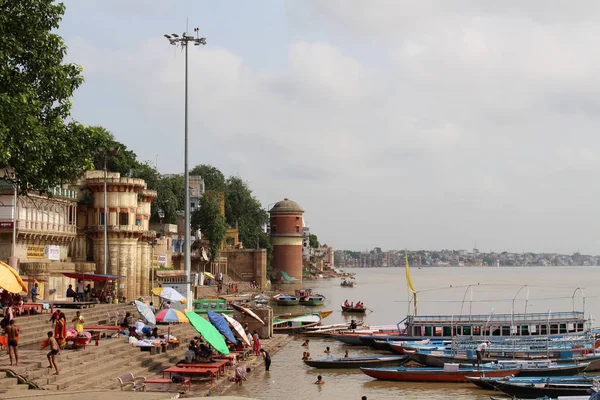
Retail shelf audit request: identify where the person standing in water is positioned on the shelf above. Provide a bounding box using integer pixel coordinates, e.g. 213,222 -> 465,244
260,348 -> 271,371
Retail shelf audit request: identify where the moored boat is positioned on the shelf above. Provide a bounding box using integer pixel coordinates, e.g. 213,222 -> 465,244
273,313 -> 322,333
486,379 -> 594,398
301,295 -> 326,306
467,375 -> 595,391
276,310 -> 333,320
360,364 -> 521,382
192,297 -> 233,315
341,278 -> 357,287
275,294 -> 300,306
305,355 -> 408,369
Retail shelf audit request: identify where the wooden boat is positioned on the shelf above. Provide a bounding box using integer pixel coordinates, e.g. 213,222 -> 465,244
467,375 -> 595,391
300,295 -> 325,306
277,310 -> 332,320
273,313 -> 322,333
341,278 -> 357,287
275,295 -> 300,306
341,304 -> 367,313
488,379 -> 594,398
304,355 -> 408,369
360,365 -> 521,382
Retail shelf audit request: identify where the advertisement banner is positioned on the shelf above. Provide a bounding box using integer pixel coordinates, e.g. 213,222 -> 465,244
46,245 -> 60,261
157,254 -> 166,267
27,244 -> 45,259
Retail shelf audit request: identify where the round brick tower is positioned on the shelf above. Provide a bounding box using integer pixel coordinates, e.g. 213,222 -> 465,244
269,198 -> 304,282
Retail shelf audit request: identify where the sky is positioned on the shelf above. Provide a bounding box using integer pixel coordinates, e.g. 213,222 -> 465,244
58,1 -> 600,254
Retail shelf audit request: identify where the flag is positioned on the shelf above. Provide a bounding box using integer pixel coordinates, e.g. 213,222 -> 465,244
405,252 -> 417,314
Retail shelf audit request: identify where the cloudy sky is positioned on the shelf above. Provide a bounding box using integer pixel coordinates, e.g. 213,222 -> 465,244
59,1 -> 600,254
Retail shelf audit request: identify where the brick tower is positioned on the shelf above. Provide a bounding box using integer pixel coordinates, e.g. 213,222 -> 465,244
269,198 -> 304,282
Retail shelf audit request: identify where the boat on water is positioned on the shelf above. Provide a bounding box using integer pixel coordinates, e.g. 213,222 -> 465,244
294,288 -> 326,306
341,278 -> 357,287
341,303 -> 367,313
275,294 -> 300,306
360,364 -> 521,382
192,297 -> 233,315
467,375 -> 596,392
277,310 -> 333,320
273,313 -> 322,333
305,355 -> 408,369
484,379 -> 595,398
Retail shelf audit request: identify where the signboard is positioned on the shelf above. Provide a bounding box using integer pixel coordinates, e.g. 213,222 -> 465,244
152,255 -> 158,269
157,254 -> 166,267
27,244 -> 45,259
46,245 -> 60,261
0,221 -> 13,229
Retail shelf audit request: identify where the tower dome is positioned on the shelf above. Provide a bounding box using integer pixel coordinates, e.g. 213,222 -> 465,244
269,198 -> 304,213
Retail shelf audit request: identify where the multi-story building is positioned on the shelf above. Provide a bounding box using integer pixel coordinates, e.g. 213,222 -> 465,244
302,225 -> 311,261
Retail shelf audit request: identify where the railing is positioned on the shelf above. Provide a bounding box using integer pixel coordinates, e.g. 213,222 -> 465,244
408,311 -> 585,325
17,220 -> 77,234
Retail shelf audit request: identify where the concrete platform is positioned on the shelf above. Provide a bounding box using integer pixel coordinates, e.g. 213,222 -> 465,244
0,390 -> 178,399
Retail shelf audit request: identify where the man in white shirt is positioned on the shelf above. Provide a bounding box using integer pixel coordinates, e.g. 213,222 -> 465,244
476,341 -> 490,368
76,280 -> 85,302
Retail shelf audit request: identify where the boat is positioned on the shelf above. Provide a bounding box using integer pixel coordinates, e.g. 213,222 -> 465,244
273,313 -> 322,333
192,297 -> 233,315
341,278 -> 357,287
486,379 -> 594,398
300,295 -> 326,306
467,375 -> 596,391
360,364 -> 522,382
304,355 -> 408,369
341,304 -> 367,313
275,295 -> 300,306
277,310 -> 333,320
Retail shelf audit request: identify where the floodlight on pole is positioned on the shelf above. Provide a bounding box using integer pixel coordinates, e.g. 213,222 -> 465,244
165,27 -> 206,311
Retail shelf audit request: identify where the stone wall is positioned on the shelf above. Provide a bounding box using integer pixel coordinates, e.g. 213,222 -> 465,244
223,249 -> 267,289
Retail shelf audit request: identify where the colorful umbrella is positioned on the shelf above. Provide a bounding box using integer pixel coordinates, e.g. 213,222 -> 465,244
185,311 -> 230,355
134,300 -> 156,325
207,310 -> 237,344
231,303 -> 265,325
151,287 -> 186,303
204,272 -> 215,280
0,261 -> 27,294
221,313 -> 251,347
155,308 -> 188,323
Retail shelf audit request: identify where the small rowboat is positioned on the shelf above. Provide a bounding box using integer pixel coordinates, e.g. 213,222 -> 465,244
275,295 -> 300,306
300,295 -> 325,306
277,310 -> 333,320
341,278 -> 357,287
360,365 -> 522,382
305,355 -> 408,369
273,313 -> 321,333
341,304 -> 367,313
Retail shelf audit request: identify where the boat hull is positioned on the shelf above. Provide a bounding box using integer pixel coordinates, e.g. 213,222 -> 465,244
276,300 -> 300,306
341,306 -> 367,313
305,355 -> 408,369
360,367 -> 521,382
490,381 -> 593,398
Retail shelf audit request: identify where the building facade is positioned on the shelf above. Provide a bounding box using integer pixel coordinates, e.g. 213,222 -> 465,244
269,198 -> 304,282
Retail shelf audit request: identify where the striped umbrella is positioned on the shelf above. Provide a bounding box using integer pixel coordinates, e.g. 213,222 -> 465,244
155,308 -> 188,323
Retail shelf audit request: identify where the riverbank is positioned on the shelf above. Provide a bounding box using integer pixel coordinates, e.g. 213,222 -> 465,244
199,334 -> 294,397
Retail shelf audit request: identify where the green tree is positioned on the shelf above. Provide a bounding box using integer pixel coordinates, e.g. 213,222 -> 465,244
191,191 -> 227,262
309,234 -> 319,248
224,176 -> 269,249
190,164 -> 226,192
0,0 -> 90,193
153,174 -> 185,224
87,126 -> 140,176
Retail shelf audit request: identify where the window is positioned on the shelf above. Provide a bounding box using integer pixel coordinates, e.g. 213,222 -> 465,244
135,219 -> 141,226
271,226 -> 276,234
100,212 -> 105,226
295,226 -> 300,233
119,212 -> 128,225
296,216 -> 300,220
191,202 -> 196,209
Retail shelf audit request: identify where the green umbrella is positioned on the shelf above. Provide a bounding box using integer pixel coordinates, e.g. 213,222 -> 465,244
185,311 -> 230,355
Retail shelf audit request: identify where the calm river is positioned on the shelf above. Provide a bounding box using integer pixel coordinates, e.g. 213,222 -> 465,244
225,266 -> 600,399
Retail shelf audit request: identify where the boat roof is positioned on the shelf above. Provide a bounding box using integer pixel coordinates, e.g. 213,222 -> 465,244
406,311 -> 585,326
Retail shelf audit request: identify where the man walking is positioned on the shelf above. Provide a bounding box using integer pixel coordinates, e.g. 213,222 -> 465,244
31,283 -> 38,303
6,320 -> 20,366
41,331 -> 60,374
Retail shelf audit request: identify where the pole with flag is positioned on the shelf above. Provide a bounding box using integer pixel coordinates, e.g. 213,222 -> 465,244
405,251 -> 417,315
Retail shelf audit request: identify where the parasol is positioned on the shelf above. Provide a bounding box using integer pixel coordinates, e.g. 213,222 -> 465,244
207,310 -> 237,344
0,261 -> 27,294
151,287 -> 186,303
221,313 -> 251,347
134,300 -> 156,325
231,303 -> 265,325
185,311 -> 230,355
155,308 -> 188,323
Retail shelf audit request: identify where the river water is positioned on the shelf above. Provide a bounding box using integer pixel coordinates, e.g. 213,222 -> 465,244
225,266 -> 600,399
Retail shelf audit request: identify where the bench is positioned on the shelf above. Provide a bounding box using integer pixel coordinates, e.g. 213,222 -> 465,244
162,366 -> 217,381
145,378 -> 191,393
176,359 -> 229,376
117,372 -> 146,391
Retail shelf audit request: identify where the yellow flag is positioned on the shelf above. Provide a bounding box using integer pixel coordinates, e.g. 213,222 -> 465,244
405,252 -> 416,294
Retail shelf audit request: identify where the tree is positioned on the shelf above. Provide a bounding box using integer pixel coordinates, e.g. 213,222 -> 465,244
309,234 -> 319,248
191,191 -> 227,262
152,174 -> 185,224
87,126 -> 140,177
224,176 -> 268,249
190,164 -> 226,192
0,0 -> 90,193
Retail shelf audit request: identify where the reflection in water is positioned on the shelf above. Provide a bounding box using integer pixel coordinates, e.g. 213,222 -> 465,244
228,266 -> 600,399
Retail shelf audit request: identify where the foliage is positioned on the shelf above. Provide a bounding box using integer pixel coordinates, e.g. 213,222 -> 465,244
0,0 -> 92,193
87,126 -> 140,176
309,234 -> 319,248
224,176 -> 269,249
190,164 -> 226,192
191,191 -> 227,262
151,174 -> 185,224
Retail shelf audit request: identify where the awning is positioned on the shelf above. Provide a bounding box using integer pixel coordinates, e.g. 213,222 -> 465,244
62,273 -> 122,282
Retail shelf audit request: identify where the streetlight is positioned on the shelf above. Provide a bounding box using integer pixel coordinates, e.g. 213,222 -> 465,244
150,238 -> 157,303
165,28 -> 207,310
99,145 -> 120,275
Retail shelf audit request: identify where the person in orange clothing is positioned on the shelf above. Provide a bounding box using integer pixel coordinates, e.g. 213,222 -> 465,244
41,331 -> 60,374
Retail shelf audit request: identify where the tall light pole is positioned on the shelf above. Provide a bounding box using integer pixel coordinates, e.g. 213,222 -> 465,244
165,29 -> 207,310
100,146 -> 120,275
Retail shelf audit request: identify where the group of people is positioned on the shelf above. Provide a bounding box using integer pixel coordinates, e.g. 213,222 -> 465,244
184,336 -> 214,363
343,300 -> 364,309
65,281 -> 93,302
